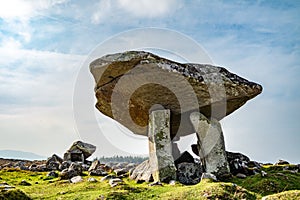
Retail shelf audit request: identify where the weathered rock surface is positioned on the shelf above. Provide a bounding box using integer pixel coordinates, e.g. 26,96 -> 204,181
177,162 -> 202,185
148,109 -> 177,183
129,160 -> 153,183
190,112 -> 230,178
59,162 -> 83,180
90,51 -> 262,137
70,175 -> 83,183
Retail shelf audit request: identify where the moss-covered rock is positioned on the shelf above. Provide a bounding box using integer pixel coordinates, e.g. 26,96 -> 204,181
0,188 -> 31,200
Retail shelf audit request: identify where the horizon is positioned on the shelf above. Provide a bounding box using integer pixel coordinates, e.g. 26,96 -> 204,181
0,1 -> 299,164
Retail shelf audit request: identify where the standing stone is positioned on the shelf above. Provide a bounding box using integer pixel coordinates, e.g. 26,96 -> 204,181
148,109 -> 177,183
190,112 -> 230,177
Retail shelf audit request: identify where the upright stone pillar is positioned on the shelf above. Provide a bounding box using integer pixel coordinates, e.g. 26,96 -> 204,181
148,109 -> 177,182
190,112 -> 230,177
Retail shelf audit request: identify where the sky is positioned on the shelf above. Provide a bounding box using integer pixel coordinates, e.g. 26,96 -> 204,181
0,0 -> 299,163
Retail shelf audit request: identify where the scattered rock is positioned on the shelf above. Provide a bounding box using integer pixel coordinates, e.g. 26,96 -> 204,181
226,151 -> 255,176
274,159 -> 289,165
0,182 -> 15,190
261,170 -> 267,177
36,164 -> 47,172
109,178 -> 123,187
69,162 -> 82,175
47,171 -> 58,177
114,168 -> 128,176
28,164 -> 37,171
247,161 -> 262,169
89,169 -> 108,176
46,161 -> 60,171
19,180 -> 31,186
177,162 -> 202,185
125,163 -> 137,171
89,160 -> 101,171
169,180 -> 176,185
70,175 -> 83,183
88,177 -> 97,182
59,162 -> 82,180
130,160 -> 153,183
100,175 -> 116,182
236,173 -> 247,179
201,173 -> 217,181
59,161 -> 71,171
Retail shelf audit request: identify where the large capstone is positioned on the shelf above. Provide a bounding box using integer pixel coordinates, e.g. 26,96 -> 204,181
90,51 -> 262,138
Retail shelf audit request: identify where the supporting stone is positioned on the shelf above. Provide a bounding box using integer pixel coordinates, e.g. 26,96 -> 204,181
190,112 -> 230,177
148,109 -> 177,183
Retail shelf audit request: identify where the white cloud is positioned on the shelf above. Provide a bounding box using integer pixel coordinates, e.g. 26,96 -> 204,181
0,41 -> 86,156
91,0 -> 112,24
0,0 -> 33,19
0,0 -> 68,20
117,0 -> 180,18
90,0 -> 181,24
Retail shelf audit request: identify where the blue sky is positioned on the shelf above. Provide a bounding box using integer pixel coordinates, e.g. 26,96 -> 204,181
0,0 -> 299,163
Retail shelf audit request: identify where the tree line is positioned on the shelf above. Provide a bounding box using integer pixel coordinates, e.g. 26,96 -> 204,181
97,155 -> 148,163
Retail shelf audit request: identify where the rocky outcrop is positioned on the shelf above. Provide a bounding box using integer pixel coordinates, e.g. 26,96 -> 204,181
90,51 -> 262,137
63,141 -> 96,163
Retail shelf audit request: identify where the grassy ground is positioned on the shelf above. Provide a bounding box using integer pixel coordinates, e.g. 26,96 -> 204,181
0,165 -> 299,199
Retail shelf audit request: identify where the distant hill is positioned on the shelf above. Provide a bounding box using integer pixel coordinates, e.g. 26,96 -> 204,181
0,150 -> 46,160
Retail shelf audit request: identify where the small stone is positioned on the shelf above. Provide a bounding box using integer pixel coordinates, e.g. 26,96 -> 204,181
59,161 -> 71,171
201,173 -> 217,181
89,160 -> 101,171
169,180 -> 176,185
88,177 -> 97,182
261,170 -> 267,177
109,178 -> 123,187
19,180 -> 31,186
114,168 -> 128,176
47,171 -> 58,177
29,164 -> 37,171
236,173 -> 247,179
100,175 -> 116,182
89,169 -> 108,176
70,176 -> 83,183
36,164 -> 47,172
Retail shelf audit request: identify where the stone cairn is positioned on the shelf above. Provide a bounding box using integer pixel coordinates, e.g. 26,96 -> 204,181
90,51 -> 263,184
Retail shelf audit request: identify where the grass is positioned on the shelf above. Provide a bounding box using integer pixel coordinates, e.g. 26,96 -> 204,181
0,164 -> 299,199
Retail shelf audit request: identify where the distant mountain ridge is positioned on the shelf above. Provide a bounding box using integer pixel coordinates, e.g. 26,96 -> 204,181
0,150 -> 46,160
